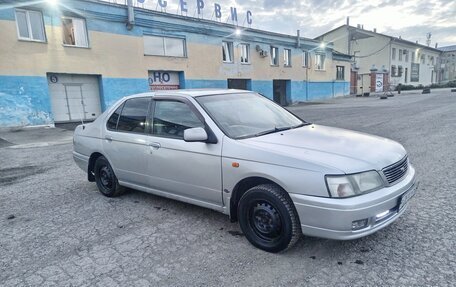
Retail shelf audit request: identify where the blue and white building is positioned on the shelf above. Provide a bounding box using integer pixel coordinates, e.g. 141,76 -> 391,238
0,0 -> 351,127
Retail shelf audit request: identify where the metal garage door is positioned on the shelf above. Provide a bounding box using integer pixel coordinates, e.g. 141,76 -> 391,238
47,74 -> 102,123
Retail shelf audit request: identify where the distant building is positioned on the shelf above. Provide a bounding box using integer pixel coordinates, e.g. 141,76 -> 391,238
0,0 -> 351,127
315,24 -> 442,94
439,45 -> 456,83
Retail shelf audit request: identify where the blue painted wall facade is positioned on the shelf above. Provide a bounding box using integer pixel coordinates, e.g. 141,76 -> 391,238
101,78 -> 151,109
0,76 -> 350,126
0,76 -> 53,126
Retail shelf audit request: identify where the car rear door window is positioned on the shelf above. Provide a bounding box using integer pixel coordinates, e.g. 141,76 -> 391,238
117,98 -> 150,133
152,100 -> 204,139
106,104 -> 124,130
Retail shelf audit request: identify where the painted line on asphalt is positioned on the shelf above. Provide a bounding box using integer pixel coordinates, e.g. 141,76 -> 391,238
7,139 -> 73,149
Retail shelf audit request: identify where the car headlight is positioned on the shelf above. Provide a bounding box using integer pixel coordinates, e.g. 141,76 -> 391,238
326,171 -> 384,198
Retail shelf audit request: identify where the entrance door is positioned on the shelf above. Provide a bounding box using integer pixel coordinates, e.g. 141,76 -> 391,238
48,74 -> 102,123
273,80 -> 289,106
227,79 -> 250,90
64,84 -> 86,122
350,71 -> 358,94
405,68 -> 408,83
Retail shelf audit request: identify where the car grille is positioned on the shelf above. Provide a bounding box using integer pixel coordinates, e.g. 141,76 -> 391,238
382,156 -> 409,185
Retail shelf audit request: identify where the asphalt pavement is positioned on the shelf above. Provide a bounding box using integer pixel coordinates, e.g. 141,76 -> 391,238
1,89 -> 455,286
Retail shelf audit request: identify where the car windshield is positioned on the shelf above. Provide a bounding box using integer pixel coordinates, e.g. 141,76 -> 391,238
196,93 -> 306,139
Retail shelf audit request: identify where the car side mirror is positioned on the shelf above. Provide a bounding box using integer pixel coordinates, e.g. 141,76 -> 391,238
183,127 -> 208,142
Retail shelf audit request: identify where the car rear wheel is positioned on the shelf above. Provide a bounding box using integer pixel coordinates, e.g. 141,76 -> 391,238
94,156 -> 124,197
238,184 -> 301,253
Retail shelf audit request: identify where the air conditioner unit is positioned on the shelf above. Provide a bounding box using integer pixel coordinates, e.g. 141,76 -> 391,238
259,50 -> 268,57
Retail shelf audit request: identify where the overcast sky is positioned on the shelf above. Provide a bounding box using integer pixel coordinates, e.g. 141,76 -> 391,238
128,0 -> 456,47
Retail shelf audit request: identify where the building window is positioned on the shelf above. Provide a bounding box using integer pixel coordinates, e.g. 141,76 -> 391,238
62,17 -> 89,47
391,65 -> 397,77
398,65 -> 403,77
392,48 -> 396,60
411,51 -> 415,63
222,41 -> 234,63
284,49 -> 292,67
405,50 -> 409,62
240,43 -> 250,64
270,46 -> 279,66
399,49 -> 403,61
144,35 -> 186,57
421,54 -> 425,64
15,9 -> 46,42
165,37 -> 186,57
315,53 -> 325,70
336,66 -> 345,80
430,56 -> 435,66
302,51 -> 309,67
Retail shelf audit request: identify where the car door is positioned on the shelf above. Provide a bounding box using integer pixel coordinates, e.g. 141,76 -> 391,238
103,97 -> 152,187
146,97 -> 223,207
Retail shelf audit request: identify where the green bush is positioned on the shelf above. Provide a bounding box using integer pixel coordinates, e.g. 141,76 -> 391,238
395,84 -> 420,91
446,81 -> 455,87
429,81 -> 456,88
395,81 -> 456,91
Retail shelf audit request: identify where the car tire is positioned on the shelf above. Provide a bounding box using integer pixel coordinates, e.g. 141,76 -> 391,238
94,156 -> 124,197
238,184 -> 301,253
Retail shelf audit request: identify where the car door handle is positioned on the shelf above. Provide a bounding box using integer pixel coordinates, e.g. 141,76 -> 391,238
105,135 -> 113,141
148,142 -> 161,149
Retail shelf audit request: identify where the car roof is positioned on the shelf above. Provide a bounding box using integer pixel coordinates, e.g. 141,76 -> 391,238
126,89 -> 253,99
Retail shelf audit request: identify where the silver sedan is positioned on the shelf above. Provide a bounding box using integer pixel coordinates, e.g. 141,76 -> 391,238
73,89 -> 417,253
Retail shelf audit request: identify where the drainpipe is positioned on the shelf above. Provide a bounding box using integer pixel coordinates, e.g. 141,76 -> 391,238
388,38 -> 393,87
306,48 -> 310,101
126,0 -> 135,30
297,30 -> 301,48
347,17 -> 351,55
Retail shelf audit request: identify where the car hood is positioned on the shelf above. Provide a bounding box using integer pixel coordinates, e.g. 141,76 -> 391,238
238,124 -> 406,174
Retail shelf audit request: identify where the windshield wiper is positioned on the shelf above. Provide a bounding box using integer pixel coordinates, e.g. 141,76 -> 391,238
236,122 -> 310,140
290,122 -> 309,129
254,126 -> 293,137
253,122 -> 310,138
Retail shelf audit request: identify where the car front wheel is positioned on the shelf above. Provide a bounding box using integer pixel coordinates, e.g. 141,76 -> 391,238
94,156 -> 124,197
238,184 -> 301,253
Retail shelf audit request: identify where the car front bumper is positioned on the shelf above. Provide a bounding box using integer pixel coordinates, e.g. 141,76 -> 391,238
289,165 -> 418,240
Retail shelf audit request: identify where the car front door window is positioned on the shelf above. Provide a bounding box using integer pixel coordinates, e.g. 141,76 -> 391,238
152,100 -> 204,139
